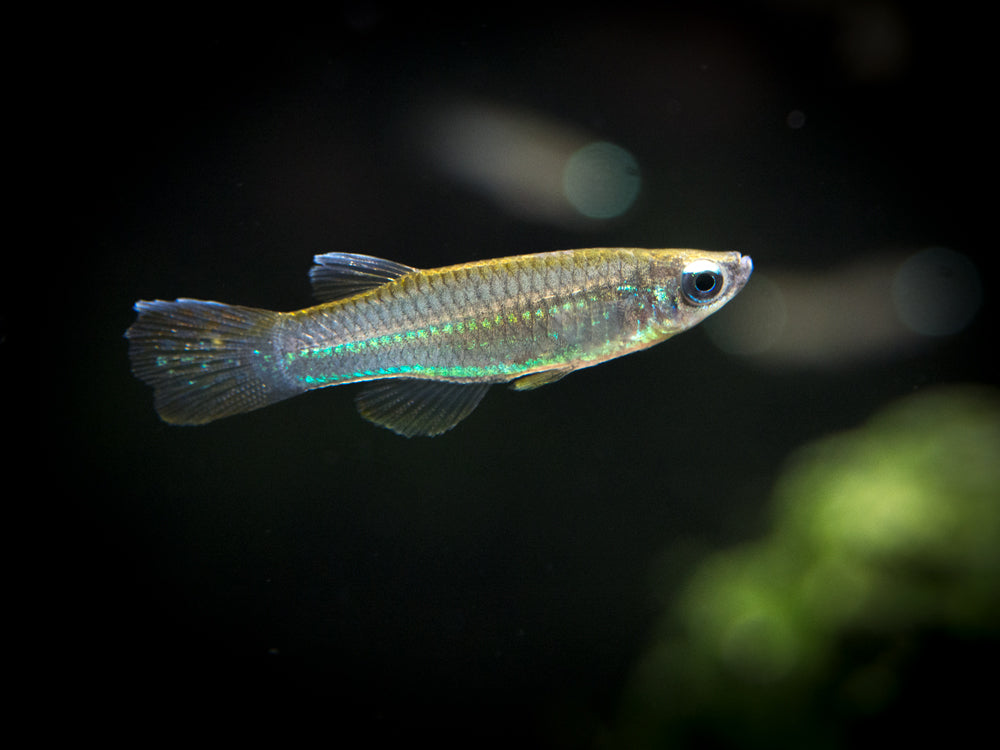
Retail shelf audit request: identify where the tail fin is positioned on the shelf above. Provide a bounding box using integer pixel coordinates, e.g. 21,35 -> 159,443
125,299 -> 299,425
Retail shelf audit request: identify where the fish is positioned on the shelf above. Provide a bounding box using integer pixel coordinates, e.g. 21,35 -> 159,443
125,247 -> 752,436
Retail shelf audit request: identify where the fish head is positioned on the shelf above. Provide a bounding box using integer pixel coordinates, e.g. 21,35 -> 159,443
646,249 -> 753,334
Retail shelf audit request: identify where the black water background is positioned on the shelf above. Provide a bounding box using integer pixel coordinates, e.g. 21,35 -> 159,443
37,4 -> 993,745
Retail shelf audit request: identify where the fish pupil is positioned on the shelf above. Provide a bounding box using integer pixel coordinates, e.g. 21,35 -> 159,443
694,272 -> 718,293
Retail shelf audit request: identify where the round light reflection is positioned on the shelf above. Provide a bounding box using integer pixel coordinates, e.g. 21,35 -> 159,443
562,141 -> 640,219
891,247 -> 982,336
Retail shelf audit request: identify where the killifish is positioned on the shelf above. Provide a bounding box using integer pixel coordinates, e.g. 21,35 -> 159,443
126,248 -> 752,436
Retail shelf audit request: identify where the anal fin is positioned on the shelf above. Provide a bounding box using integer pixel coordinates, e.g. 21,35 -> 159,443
355,379 -> 490,437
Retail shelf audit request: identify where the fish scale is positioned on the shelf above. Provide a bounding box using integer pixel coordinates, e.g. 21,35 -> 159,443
126,247 -> 752,435
280,252 -> 621,384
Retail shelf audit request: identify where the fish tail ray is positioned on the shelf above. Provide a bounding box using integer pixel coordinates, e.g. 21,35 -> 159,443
125,299 -> 298,424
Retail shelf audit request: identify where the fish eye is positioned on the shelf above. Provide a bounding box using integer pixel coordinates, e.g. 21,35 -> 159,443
681,260 -> 724,305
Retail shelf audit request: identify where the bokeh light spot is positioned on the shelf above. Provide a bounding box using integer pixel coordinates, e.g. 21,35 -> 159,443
562,141 -> 641,219
891,247 -> 982,336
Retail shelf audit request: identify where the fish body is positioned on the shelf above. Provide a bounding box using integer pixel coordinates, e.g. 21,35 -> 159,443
126,248 -> 752,436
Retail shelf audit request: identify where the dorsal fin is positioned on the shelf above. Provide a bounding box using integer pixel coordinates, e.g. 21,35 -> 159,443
309,252 -> 417,303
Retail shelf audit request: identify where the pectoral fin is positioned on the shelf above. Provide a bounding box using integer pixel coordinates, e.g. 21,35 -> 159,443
355,379 -> 491,437
509,367 -> 575,391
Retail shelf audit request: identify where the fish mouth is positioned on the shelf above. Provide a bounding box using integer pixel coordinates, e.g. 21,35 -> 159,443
740,254 -> 753,275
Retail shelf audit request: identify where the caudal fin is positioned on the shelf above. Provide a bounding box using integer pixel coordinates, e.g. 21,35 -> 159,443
125,299 -> 299,424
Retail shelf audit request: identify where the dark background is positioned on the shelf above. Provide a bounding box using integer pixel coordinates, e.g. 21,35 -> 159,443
34,3 -> 992,745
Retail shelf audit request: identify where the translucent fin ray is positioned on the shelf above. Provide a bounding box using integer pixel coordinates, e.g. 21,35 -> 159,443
355,379 -> 490,437
125,299 -> 299,424
309,252 -> 417,303
509,367 -> 574,391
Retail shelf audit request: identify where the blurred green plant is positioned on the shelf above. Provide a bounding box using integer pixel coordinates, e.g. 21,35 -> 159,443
608,386 -> 1000,749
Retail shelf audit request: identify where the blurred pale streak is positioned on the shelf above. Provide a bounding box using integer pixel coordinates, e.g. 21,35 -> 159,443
413,100 -> 640,223
705,248 -> 981,367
